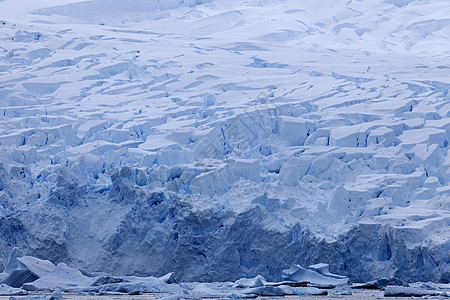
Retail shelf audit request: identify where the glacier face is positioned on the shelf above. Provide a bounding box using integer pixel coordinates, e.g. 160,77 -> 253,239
0,0 -> 449,283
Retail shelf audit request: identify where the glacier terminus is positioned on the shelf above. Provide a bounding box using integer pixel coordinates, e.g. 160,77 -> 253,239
0,0 -> 449,298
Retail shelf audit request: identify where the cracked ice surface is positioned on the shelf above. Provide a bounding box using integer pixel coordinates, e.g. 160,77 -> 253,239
0,0 -> 449,283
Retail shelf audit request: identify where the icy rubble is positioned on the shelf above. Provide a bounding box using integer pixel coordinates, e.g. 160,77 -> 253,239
2,252 -> 447,298
0,251 -> 342,298
384,285 -> 450,297
0,0 -> 449,286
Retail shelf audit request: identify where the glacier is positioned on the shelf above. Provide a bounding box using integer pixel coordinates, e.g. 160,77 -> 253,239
0,0 -> 449,288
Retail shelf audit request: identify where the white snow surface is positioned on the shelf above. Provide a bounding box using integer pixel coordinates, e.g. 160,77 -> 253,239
0,0 -> 449,283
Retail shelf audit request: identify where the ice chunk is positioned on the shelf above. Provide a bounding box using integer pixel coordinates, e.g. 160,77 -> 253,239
251,194 -> 281,212
189,159 -> 259,196
333,286 -> 352,295
328,184 -> 381,216
9,295 -> 47,300
352,277 -> 407,289
243,285 -> 327,296
304,128 -> 331,146
366,127 -> 399,147
243,285 -> 286,296
233,275 -> 266,288
91,276 -> 128,286
279,155 -> 313,186
3,248 -> 23,274
285,286 -> 328,296
49,291 -> 64,300
16,256 -> 56,278
308,263 -> 348,280
22,263 -> 95,291
1,255 -> 55,288
399,128 -> 447,147
156,145 -> 192,165
384,285 -> 441,297
97,273 -> 178,294
282,264 -> 348,287
405,143 -> 442,167
1,270 -> 39,288
277,117 -> 315,146
0,284 -> 27,296
329,126 -> 368,147
230,159 -> 260,182
77,120 -> 109,138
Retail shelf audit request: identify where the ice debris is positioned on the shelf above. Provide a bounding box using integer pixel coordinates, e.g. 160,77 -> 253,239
352,277 -> 407,289
243,285 -> 327,297
91,276 -> 128,286
384,285 -> 445,297
4,251 -> 450,299
10,296 -> 47,300
232,264 -> 350,297
96,273 -> 179,295
233,275 -> 267,288
0,252 -> 345,298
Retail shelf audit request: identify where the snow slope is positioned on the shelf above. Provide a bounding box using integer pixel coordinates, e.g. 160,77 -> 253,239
0,0 -> 449,283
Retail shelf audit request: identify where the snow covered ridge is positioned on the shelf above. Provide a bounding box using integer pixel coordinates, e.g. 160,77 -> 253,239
0,0 -> 449,284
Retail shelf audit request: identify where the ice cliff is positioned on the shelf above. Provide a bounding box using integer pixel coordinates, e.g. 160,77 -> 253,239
0,0 -> 449,284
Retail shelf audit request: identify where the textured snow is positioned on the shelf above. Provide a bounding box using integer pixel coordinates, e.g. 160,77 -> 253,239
0,0 -> 449,285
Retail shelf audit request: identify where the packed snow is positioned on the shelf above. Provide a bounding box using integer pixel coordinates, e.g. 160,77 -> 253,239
0,0 -> 449,289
